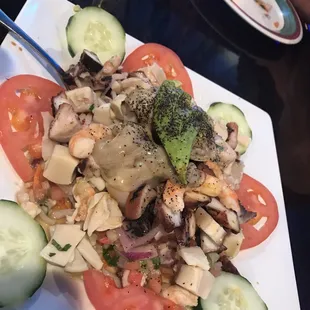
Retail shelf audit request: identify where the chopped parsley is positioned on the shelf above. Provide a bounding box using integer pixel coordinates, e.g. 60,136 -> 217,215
51,239 -> 72,252
140,260 -> 147,271
89,104 -> 95,112
102,245 -> 119,267
152,257 -> 161,269
49,253 -> 56,257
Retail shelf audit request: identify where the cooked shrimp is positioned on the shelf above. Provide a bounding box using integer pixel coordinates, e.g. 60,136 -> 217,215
163,180 -> 185,212
73,178 -> 96,221
69,129 -> 95,159
193,174 -> 222,197
95,55 -> 122,79
204,160 -> 224,180
218,181 -> 241,215
88,123 -> 112,141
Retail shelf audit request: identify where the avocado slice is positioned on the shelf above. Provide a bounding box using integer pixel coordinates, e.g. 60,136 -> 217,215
153,81 -> 199,184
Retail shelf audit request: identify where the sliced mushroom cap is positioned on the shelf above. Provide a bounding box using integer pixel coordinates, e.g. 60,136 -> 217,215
186,162 -> 206,188
156,198 -> 182,233
206,198 -> 240,233
175,209 -> 196,246
124,87 -> 157,124
226,122 -> 239,150
123,202 -> 156,237
239,203 -> 257,224
125,184 -> 157,220
200,231 -> 226,254
184,191 -> 211,210
51,91 -> 71,115
49,103 -> 82,143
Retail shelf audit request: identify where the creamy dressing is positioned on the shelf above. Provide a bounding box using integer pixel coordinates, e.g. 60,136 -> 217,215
92,123 -> 176,191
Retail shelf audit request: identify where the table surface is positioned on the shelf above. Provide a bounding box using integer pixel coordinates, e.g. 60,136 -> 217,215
1,0 -> 310,309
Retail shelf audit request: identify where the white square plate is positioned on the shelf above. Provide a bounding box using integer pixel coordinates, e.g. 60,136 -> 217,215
0,0 -> 300,309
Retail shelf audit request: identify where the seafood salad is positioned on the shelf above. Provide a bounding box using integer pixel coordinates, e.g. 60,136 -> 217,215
0,6 -> 278,310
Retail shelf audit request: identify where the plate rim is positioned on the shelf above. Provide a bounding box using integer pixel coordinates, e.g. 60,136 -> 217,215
222,0 -> 303,44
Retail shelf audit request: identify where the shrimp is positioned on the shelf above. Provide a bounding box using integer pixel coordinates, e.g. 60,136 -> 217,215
88,123 -> 112,141
204,160 -> 224,180
73,178 -> 96,221
218,182 -> 241,215
163,180 -> 186,212
69,124 -> 112,159
69,129 -> 95,159
193,174 -> 222,197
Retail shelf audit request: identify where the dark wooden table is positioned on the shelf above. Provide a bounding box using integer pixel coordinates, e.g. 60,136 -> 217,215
2,0 -> 310,309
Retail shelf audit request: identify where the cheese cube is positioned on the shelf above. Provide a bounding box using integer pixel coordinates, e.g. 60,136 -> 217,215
43,145 -> 79,185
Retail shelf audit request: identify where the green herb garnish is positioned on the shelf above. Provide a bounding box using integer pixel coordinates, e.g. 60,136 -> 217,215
140,260 -> 147,271
152,257 -> 161,269
49,253 -> 56,257
51,239 -> 72,252
89,104 -> 95,112
102,245 -> 119,267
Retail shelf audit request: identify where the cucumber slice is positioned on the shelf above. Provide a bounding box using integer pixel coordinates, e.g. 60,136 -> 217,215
66,7 -> 125,64
207,102 -> 252,155
200,272 -> 267,310
0,200 -> 47,307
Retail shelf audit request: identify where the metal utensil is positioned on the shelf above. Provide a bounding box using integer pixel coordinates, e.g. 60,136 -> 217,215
0,9 -> 67,86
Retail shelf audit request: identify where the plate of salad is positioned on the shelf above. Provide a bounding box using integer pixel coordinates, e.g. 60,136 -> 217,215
0,0 -> 300,309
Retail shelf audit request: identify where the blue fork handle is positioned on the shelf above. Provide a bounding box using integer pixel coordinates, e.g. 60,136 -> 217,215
0,9 -> 67,79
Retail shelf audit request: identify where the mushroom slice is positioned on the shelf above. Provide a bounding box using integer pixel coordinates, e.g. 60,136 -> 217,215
206,198 -> 240,233
49,103 -> 82,143
200,231 -> 226,254
195,207 -> 226,245
184,191 -> 211,210
52,91 -> 71,115
125,184 -> 157,220
186,162 -> 206,188
226,122 -> 238,150
175,210 -> 196,246
239,203 -> 257,224
156,199 -> 182,233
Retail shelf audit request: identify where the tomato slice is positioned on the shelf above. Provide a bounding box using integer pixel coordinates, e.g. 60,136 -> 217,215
0,75 -> 63,181
237,174 -> 279,250
83,270 -> 183,310
122,43 -> 193,97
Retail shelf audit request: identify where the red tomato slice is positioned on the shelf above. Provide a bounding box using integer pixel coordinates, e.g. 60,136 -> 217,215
122,43 -> 194,97
237,174 -> 279,250
83,270 -> 183,310
128,270 -> 144,286
0,75 -> 63,181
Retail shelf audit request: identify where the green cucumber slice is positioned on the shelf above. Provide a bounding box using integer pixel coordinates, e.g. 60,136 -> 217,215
207,102 -> 252,155
200,272 -> 267,310
66,7 -> 125,64
0,200 -> 47,308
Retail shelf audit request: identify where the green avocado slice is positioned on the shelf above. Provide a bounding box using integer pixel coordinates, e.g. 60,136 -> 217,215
153,81 -> 199,184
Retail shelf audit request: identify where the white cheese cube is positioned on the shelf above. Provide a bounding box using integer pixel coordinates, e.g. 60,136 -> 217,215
223,231 -> 244,259
40,224 -> 85,267
175,265 -> 203,296
195,207 -> 226,244
77,237 -> 103,270
178,247 -> 210,271
197,270 -> 215,299
43,145 -> 79,185
65,249 -> 88,273
66,87 -> 95,113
